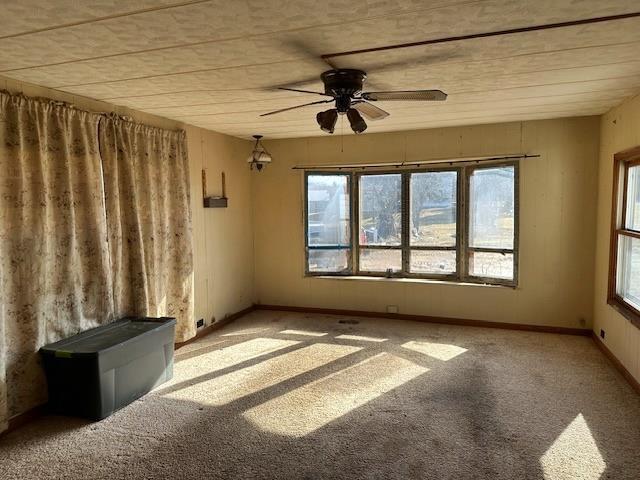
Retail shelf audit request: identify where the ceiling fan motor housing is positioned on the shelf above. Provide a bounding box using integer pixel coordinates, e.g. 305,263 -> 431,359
321,69 -> 367,112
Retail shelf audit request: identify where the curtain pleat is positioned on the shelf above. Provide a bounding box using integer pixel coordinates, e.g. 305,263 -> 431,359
99,116 -> 194,343
0,93 -> 114,431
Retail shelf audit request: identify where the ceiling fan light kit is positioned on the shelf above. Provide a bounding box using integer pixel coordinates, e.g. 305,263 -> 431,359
260,68 -> 447,135
316,109 -> 338,133
346,108 -> 367,134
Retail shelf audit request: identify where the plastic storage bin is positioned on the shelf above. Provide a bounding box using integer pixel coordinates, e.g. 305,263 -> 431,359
39,316 -> 176,420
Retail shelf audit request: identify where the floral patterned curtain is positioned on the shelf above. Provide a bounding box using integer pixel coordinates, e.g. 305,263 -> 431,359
98,116 -> 194,343
0,93 -> 114,432
0,95 -> 194,433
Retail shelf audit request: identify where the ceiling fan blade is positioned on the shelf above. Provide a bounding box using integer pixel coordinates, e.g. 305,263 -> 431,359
278,87 -> 333,97
353,101 -> 390,121
362,90 -> 447,101
260,99 -> 333,117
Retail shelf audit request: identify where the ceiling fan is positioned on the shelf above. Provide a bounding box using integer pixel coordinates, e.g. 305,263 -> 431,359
260,68 -> 447,134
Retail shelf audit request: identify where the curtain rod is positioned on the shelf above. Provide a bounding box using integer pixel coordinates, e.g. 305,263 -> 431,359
291,154 -> 539,170
0,89 -> 183,133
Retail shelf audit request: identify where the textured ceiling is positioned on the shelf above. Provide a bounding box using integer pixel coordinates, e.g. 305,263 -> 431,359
2,0 -> 640,139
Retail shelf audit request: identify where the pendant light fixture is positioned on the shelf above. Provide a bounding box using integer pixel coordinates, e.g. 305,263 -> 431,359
247,134 -> 272,171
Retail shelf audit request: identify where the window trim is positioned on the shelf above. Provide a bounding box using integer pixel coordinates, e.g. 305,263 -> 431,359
607,145 -> 640,328
304,171 -> 354,277
465,161 -> 520,286
304,160 -> 519,287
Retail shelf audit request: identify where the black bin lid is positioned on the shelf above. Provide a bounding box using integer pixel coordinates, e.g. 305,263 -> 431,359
40,317 -> 176,357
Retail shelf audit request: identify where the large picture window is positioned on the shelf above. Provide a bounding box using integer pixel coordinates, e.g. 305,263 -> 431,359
608,146 -> 640,325
304,161 -> 519,286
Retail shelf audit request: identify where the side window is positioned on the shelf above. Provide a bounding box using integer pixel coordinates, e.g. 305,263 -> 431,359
609,148 -> 640,323
306,174 -> 351,274
467,165 -> 516,282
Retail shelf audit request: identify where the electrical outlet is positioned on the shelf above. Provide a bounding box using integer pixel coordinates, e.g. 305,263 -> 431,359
196,318 -> 204,328
600,329 -> 605,339
386,305 -> 399,314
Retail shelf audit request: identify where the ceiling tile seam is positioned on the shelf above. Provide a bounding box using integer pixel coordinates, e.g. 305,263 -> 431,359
52,59 -> 308,88
61,67 -> 640,103
97,73 -> 640,101
221,120 -> 591,137
0,0 -> 487,73
322,11 -> 640,59
449,73 -> 640,95
215,107 -> 607,130
143,95 -> 324,110
47,53 -> 640,91
210,110 -> 608,137
0,0 -> 214,41
9,22 -> 640,86
141,86 -> 640,112
37,38 -> 640,88
190,108 -> 608,128
189,104 -> 614,125
188,99 -> 617,126
164,96 -> 632,119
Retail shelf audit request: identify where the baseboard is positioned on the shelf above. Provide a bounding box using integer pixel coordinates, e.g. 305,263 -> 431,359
254,304 -> 592,336
3,403 -> 47,438
592,332 -> 640,395
174,304 -> 255,349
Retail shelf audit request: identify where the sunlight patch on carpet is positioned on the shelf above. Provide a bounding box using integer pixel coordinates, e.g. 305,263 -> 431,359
164,343 -> 361,405
168,338 -> 299,384
335,334 -> 387,342
243,352 -> 427,437
279,329 -> 328,337
221,327 -> 272,337
401,340 -> 467,361
540,413 -> 605,480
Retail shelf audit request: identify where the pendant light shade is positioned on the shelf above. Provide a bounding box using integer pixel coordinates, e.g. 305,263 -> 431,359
247,134 -> 272,171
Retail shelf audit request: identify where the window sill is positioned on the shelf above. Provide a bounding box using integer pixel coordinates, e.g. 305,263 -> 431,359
608,297 -> 640,329
308,275 -> 516,289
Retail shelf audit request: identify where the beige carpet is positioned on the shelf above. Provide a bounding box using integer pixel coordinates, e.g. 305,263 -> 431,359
1,310 -> 639,479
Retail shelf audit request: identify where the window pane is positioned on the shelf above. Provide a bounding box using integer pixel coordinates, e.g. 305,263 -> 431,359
308,249 -> 349,273
359,249 -> 402,272
307,175 -> 350,246
617,234 -> 640,309
625,165 -> 640,231
469,166 -> 515,249
469,251 -> 514,280
410,250 -> 456,275
359,174 -> 401,246
410,171 -> 457,247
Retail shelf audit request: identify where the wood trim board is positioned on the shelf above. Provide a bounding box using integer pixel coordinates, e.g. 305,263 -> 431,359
254,304 -> 590,336
174,305 -> 255,349
592,331 -> 640,396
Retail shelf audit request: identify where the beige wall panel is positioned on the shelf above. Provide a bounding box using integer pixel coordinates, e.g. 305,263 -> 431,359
253,117 -> 600,329
594,93 -> 640,382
